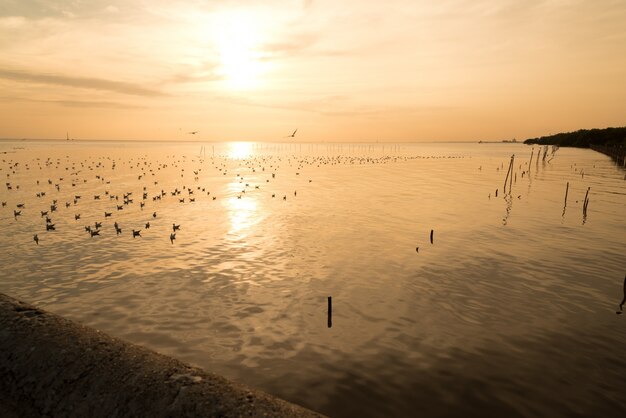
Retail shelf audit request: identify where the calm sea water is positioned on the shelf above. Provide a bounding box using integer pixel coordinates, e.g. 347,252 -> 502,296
1,140 -> 625,417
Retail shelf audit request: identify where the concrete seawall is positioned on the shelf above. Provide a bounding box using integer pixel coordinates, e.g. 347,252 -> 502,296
0,293 -> 325,417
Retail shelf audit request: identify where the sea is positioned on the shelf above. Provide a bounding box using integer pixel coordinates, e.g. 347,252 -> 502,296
1,139 -> 625,417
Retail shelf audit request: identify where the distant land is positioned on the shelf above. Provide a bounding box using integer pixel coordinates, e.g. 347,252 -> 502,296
523,127 -> 626,148
524,127 -> 625,166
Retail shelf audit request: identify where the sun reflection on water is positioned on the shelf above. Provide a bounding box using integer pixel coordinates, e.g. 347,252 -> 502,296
225,196 -> 258,236
228,142 -> 254,159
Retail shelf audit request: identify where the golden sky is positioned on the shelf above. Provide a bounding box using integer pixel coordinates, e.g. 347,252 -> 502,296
1,0 -> 625,142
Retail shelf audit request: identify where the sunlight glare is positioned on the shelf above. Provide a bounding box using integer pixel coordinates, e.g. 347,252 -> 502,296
228,141 -> 254,159
212,10 -> 268,90
225,196 -> 258,235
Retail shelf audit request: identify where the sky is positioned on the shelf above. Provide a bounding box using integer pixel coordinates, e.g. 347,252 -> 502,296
1,0 -> 625,142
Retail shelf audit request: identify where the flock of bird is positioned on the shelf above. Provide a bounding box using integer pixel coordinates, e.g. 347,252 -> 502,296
2,147 -> 435,247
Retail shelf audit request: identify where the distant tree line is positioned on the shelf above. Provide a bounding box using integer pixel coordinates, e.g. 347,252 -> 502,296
523,127 -> 626,148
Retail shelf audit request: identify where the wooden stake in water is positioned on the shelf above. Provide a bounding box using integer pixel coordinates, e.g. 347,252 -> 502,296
564,182 -> 569,207
327,296 -> 332,328
582,187 -> 590,216
503,154 -> 514,194
618,275 -> 626,314
509,154 -> 514,192
430,229 -> 434,244
503,157 -> 512,193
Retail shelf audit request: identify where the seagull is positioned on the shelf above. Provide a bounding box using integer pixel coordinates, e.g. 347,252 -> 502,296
90,229 -> 100,237
188,131 -> 198,135
172,223 -> 180,232
132,229 -> 141,238
286,129 -> 297,138
145,222 -> 150,229
170,233 -> 176,244
33,234 -> 39,245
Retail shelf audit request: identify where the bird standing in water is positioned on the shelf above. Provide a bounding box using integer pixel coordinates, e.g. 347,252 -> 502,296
33,234 -> 39,245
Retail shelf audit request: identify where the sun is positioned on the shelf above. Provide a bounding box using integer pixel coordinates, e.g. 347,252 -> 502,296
212,10 -> 268,90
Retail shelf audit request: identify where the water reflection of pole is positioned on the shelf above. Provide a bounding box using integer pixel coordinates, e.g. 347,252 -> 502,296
502,193 -> 513,225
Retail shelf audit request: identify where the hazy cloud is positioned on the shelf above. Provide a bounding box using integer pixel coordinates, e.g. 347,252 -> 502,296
0,68 -> 163,96
0,95 -> 142,109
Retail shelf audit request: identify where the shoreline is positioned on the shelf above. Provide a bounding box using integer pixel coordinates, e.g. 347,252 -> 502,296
0,293 -> 324,417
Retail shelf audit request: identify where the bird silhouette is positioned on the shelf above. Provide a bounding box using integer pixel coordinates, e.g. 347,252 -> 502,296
132,230 -> 141,238
33,234 -> 39,245
172,223 -> 180,232
286,129 -> 297,138
170,233 -> 176,244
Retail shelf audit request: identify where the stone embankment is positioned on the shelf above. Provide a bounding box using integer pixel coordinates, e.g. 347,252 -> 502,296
0,293 -> 325,417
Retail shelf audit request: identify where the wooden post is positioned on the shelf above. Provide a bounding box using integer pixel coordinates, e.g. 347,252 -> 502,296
564,182 -> 569,207
327,296 -> 332,328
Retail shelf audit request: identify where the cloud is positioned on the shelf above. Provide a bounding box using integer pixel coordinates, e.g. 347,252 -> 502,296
0,95 -> 142,109
0,68 -> 163,96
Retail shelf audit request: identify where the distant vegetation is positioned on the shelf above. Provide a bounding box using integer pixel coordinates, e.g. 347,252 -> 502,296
523,127 -> 626,148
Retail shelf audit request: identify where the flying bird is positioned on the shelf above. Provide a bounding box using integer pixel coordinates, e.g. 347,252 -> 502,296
188,131 -> 198,135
